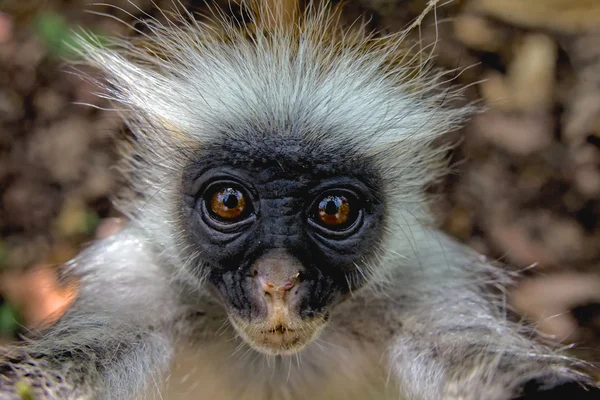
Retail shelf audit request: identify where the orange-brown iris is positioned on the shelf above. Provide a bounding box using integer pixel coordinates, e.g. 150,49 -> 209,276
210,187 -> 246,220
317,195 -> 351,226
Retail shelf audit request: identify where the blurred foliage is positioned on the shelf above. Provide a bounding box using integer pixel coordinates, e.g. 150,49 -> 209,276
83,210 -> 101,235
0,3 -> 112,340
55,201 -> 100,238
34,11 -> 79,57
33,11 -> 108,58
0,300 -> 21,338
0,242 -> 7,270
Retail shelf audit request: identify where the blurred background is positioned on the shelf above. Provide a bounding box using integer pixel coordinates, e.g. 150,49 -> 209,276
0,0 -> 599,373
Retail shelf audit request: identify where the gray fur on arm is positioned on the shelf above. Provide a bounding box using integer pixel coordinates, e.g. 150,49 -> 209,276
0,229 -> 177,400
384,230 -> 596,400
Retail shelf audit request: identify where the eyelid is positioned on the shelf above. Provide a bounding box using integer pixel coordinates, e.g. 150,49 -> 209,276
187,168 -> 256,198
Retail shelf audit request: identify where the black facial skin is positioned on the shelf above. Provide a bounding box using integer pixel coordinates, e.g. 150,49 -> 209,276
180,130 -> 386,322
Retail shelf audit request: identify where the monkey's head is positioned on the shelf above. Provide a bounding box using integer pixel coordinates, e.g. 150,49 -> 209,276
82,3 -> 470,355
179,134 -> 387,354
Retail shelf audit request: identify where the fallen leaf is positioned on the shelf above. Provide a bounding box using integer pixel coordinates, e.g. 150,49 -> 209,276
469,0 -> 600,34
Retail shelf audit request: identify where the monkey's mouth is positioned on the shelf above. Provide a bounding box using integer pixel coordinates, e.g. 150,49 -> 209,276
260,325 -> 294,334
229,316 -> 325,356
255,324 -> 303,354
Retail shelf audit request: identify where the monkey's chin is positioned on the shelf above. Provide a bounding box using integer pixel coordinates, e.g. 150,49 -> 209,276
229,316 -> 325,356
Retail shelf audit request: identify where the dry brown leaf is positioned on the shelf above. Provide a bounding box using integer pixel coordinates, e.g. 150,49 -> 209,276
511,273 -> 600,342
0,12 -> 13,44
469,0 -> 600,34
0,265 -> 77,329
562,34 -> 600,145
473,111 -> 553,155
454,13 -> 507,52
506,34 -> 557,111
486,209 -> 587,267
479,71 -> 512,110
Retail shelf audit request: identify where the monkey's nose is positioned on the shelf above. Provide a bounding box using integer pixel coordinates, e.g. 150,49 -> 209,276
251,249 -> 305,298
258,272 -> 300,295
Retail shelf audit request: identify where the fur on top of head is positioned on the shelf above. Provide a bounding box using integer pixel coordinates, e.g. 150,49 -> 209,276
77,1 -> 471,188
74,1 -> 474,281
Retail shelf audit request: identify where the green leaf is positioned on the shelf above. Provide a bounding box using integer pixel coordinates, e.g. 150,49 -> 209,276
34,12 -> 72,56
0,301 -> 20,336
0,241 -> 7,270
82,210 -> 100,235
33,11 -> 108,58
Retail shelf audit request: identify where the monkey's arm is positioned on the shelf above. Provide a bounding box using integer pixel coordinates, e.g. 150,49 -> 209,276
0,229 -> 178,400
384,233 -> 600,400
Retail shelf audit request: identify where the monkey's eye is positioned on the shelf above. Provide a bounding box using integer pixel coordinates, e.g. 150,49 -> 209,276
202,182 -> 253,223
309,190 -> 362,233
317,195 -> 351,226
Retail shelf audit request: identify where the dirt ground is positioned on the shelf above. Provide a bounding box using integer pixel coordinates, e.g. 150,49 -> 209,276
0,0 -> 599,369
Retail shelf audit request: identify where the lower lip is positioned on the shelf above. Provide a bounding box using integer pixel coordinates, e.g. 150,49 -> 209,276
260,327 -> 295,335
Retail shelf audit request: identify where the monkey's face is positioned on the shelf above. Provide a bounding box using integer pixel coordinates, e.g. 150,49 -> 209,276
180,133 -> 386,355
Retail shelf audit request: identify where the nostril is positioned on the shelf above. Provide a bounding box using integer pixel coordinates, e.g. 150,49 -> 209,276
281,272 -> 300,290
258,273 -> 299,294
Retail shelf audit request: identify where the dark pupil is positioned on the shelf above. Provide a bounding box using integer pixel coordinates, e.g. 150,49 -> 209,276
324,199 -> 339,215
223,193 -> 239,208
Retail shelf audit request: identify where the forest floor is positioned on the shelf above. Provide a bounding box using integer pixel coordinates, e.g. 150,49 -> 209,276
0,0 -> 599,371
